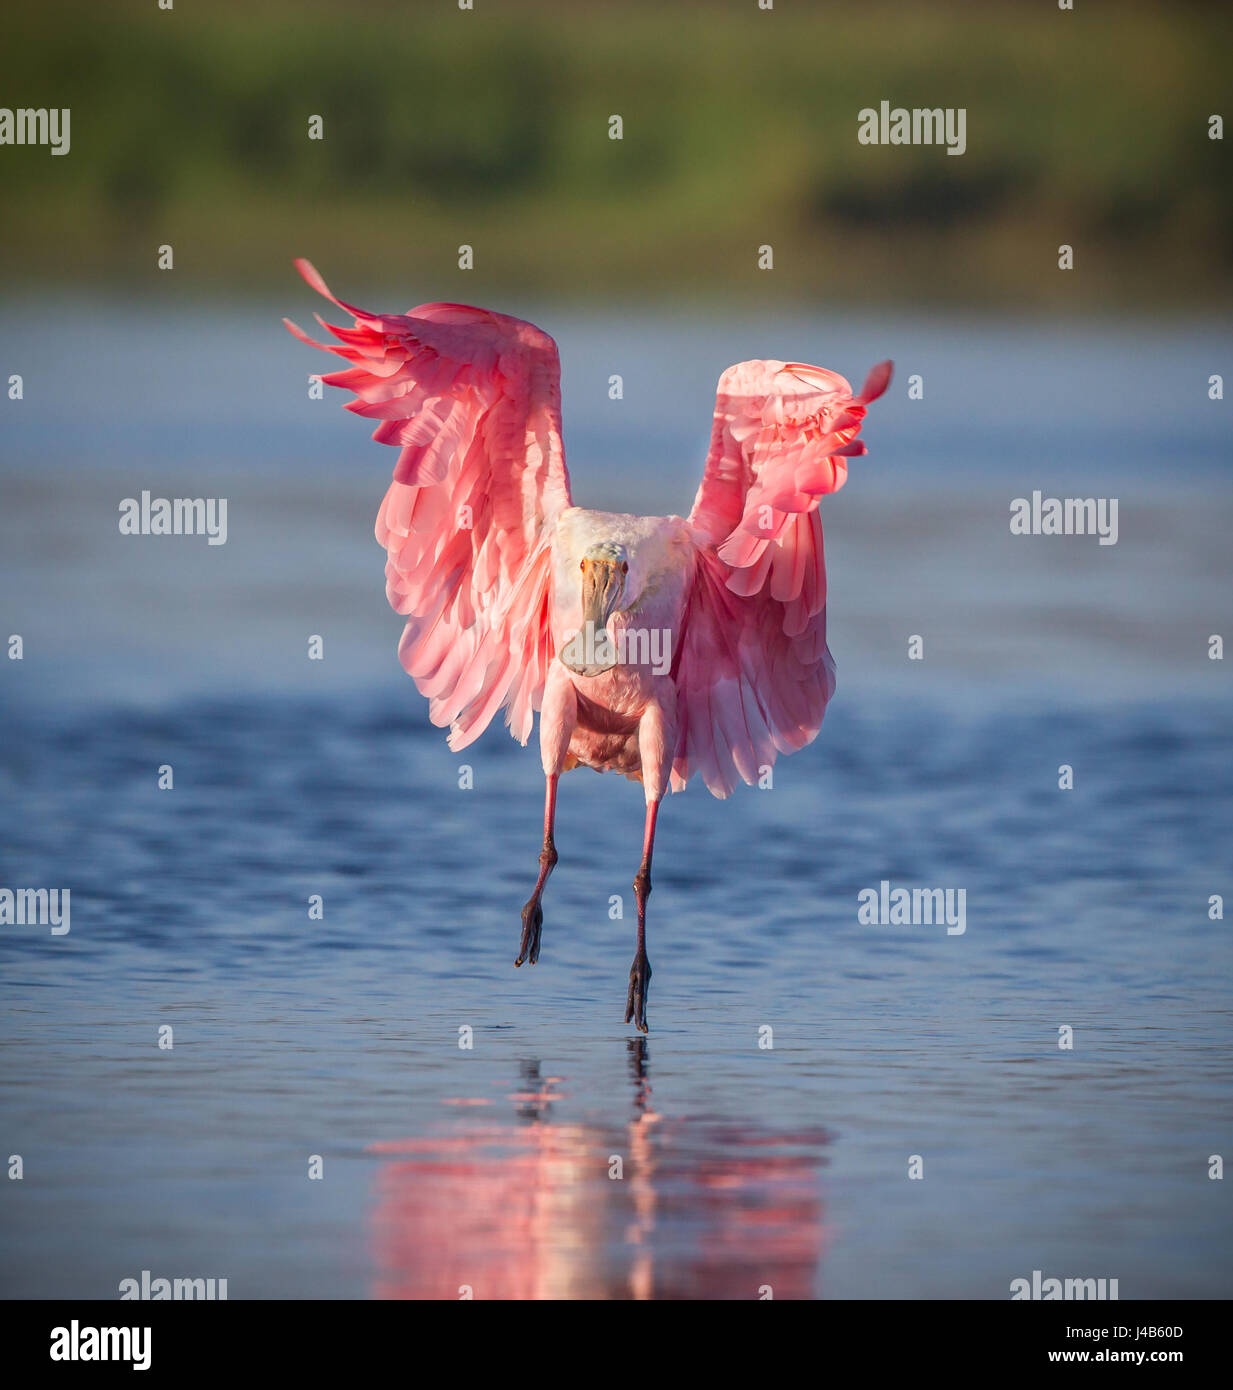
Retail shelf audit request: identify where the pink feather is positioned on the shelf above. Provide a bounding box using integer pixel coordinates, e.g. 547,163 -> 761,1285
286,259 -> 571,749
676,356 -> 890,795
289,264 -> 891,800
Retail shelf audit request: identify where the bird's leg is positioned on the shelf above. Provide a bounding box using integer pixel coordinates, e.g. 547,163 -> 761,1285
516,665 -> 576,968
516,773 -> 558,967
625,689 -> 675,1032
625,797 -> 659,1033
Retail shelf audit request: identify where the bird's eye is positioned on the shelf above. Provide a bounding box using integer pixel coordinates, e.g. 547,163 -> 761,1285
621,561 -> 629,574
579,560 -> 586,571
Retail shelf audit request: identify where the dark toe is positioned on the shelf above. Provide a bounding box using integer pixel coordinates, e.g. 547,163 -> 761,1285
625,955 -> 651,1031
515,900 -> 543,967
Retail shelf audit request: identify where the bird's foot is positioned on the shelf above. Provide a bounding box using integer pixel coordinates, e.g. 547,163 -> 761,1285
515,898 -> 543,967
624,949 -> 652,1033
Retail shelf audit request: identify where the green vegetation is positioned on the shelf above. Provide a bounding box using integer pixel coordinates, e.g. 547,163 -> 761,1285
2,0 -> 1229,306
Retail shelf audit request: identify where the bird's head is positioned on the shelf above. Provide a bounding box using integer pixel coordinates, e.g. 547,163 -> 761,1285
579,540 -> 630,621
561,541 -> 630,676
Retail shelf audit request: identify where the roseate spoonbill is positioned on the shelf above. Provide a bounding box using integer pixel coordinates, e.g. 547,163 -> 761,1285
286,260 -> 891,1031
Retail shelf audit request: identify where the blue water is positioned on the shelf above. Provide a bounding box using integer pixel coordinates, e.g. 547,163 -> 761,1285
0,299 -> 1230,1298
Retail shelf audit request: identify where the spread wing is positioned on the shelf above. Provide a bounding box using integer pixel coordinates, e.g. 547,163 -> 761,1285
285,259 -> 571,749
674,357 -> 892,797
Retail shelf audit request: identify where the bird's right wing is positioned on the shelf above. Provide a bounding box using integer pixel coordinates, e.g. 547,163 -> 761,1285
673,357 -> 891,797
285,260 -> 572,749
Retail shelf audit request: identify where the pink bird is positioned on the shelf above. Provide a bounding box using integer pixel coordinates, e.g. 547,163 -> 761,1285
286,260 -> 891,1031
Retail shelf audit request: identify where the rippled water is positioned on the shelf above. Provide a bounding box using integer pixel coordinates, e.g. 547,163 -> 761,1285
2,690 -> 1229,1298
1,301 -> 1230,1298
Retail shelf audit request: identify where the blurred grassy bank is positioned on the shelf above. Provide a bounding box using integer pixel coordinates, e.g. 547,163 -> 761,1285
1,0 -> 1230,308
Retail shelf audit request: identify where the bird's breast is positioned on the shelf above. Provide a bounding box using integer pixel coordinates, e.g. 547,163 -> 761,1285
570,680 -> 642,735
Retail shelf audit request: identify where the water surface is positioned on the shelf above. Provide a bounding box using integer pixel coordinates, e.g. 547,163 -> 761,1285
0,302 -> 1229,1298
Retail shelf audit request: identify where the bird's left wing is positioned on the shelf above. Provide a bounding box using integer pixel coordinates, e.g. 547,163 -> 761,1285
285,259 -> 571,749
674,356 -> 891,797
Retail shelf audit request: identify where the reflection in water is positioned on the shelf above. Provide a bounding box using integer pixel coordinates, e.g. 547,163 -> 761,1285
368,1043 -> 829,1299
